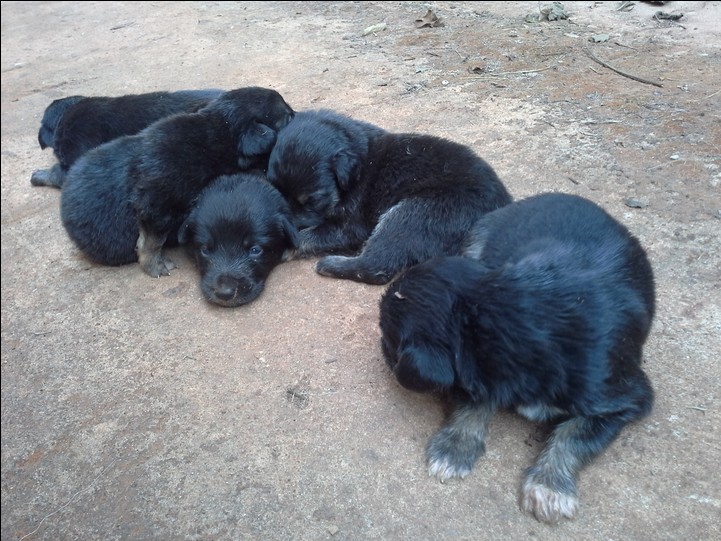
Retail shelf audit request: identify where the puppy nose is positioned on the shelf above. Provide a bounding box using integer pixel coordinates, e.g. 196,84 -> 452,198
212,277 -> 252,301
212,284 -> 236,302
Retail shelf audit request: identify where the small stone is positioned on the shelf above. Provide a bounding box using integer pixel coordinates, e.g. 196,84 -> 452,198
625,198 -> 649,209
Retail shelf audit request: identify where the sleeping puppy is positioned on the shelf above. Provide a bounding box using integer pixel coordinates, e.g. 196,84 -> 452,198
379,192 -> 655,523
32,89 -> 224,188
178,173 -> 299,307
59,86 -> 294,270
60,135 -> 146,266
130,86 -> 294,278
266,109 -> 513,285
36,95 -> 84,151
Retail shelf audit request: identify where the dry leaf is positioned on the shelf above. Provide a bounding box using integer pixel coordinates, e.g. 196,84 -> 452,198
415,9 -> 443,28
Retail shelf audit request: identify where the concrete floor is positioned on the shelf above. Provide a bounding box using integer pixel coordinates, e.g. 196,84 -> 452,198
2,2 -> 720,540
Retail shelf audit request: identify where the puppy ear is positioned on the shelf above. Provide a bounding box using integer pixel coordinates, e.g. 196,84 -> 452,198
237,122 -> 277,169
393,344 -> 455,393
280,215 -> 300,248
177,210 -> 197,244
38,129 -> 51,150
332,148 -> 361,192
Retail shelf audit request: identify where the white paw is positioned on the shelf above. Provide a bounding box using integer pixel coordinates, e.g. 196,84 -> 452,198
521,480 -> 578,523
427,456 -> 471,482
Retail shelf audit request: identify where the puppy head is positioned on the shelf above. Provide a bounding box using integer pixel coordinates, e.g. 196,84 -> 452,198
379,264 -> 461,394
179,173 -> 299,307
266,110 -> 369,229
37,95 -> 85,150
380,257 -> 495,399
205,87 -> 295,170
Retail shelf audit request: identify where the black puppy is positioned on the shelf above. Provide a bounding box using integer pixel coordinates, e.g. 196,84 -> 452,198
179,173 -> 299,307
266,109 -> 513,285
32,89 -> 224,188
379,192 -> 655,523
60,135 -> 145,266
130,86 -> 294,277
59,86 -> 294,272
36,95 -> 84,150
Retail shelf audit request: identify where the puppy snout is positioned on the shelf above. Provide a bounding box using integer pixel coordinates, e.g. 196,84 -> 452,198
212,276 -> 252,302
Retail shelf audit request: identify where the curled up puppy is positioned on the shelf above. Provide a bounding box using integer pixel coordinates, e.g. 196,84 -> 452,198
179,173 -> 299,308
130,86 -> 294,277
32,89 -> 224,188
378,192 -> 656,523
266,109 -> 513,285
59,86 -> 294,274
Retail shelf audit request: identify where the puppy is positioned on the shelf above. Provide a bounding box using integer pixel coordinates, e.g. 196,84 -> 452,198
36,95 -> 84,151
266,109 -> 513,285
60,135 -> 145,266
32,89 -> 224,188
178,173 -> 299,307
130,86 -> 294,277
379,192 -> 655,523
59,86 -> 294,272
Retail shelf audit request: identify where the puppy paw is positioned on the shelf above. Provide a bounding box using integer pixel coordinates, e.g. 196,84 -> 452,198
316,255 -> 347,276
30,165 -> 65,188
427,454 -> 473,481
30,168 -> 63,187
426,428 -> 486,482
30,169 -> 51,186
316,256 -> 392,285
139,253 -> 177,278
521,479 -> 578,523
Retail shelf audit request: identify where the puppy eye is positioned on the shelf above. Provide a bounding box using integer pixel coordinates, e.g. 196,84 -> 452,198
199,245 -> 210,258
249,246 -> 263,257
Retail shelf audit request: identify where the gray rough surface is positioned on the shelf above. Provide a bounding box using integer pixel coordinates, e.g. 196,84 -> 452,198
2,2 -> 720,540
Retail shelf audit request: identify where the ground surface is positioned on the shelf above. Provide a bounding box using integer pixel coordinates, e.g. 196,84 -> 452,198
1,2 -> 720,540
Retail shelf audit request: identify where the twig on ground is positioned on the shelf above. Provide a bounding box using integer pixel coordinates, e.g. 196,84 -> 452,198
614,40 -> 639,51
19,459 -> 118,540
689,89 -> 720,102
462,66 -> 553,79
584,46 -> 663,88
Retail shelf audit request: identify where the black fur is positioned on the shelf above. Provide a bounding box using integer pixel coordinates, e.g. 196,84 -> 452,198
37,95 -> 84,150
130,87 -> 295,277
179,173 -> 299,307
32,89 -> 224,188
60,135 -> 145,266
59,87 -> 294,271
379,192 -> 655,523
266,109 -> 513,285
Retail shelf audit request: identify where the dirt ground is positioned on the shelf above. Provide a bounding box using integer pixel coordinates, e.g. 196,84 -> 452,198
1,1 -> 720,540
